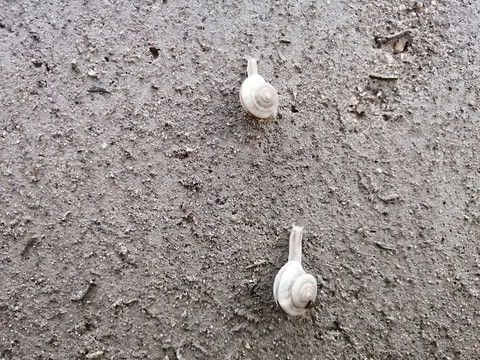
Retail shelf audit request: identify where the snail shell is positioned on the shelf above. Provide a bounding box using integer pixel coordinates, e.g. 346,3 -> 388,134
273,226 -> 317,316
240,58 -> 279,119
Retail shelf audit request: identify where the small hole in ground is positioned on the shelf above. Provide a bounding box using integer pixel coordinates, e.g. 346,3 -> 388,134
149,47 -> 159,59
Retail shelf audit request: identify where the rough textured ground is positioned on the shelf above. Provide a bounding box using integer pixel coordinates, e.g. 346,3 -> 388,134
1,1 -> 479,359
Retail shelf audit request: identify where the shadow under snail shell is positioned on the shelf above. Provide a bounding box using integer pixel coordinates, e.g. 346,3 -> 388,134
273,226 -> 318,316
239,58 -> 279,119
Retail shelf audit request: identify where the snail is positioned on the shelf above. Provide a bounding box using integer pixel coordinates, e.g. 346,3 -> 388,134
273,226 -> 317,316
239,58 -> 279,119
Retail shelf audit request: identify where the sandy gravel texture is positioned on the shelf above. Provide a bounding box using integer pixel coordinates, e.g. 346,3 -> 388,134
1,1 -> 479,359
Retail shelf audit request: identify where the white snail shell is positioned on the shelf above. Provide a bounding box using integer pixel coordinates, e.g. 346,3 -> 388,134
239,58 -> 279,119
273,226 -> 317,316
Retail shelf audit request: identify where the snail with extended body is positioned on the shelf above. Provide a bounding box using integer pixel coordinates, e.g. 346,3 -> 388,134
239,58 -> 279,119
273,226 -> 317,316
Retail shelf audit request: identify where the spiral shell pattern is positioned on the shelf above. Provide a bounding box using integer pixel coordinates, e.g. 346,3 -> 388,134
291,274 -> 317,310
240,74 -> 279,119
274,261 -> 317,316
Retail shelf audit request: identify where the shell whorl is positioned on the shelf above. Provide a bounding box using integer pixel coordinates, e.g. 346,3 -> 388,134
240,58 -> 279,119
254,83 -> 277,111
291,273 -> 317,309
274,262 -> 317,316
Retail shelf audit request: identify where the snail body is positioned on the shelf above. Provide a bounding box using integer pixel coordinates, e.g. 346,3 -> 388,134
240,58 -> 279,119
273,226 -> 317,316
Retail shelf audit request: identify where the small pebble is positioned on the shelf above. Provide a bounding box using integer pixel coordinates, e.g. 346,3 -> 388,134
292,85 -> 298,99
394,40 -> 406,53
86,350 -> 104,359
